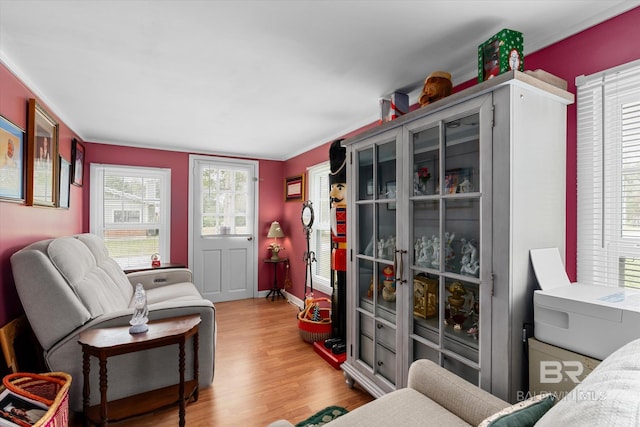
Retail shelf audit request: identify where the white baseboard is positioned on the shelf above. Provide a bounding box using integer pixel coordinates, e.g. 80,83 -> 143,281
256,290 -> 303,310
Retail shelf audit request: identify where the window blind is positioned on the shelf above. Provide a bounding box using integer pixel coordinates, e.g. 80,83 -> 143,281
577,59 -> 640,288
307,162 -> 332,293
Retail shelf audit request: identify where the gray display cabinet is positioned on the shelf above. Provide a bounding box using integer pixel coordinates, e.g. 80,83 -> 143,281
341,71 -> 574,403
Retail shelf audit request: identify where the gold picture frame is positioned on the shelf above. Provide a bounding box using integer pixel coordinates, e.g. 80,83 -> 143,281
414,275 -> 438,319
26,99 -> 58,207
285,174 -> 304,201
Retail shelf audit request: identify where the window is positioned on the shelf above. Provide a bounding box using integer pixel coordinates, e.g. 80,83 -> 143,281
197,160 -> 252,236
577,59 -> 640,288
90,164 -> 171,269
307,162 -> 332,295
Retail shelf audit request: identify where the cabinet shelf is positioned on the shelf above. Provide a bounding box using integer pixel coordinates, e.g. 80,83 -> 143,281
414,135 -> 480,156
414,316 -> 479,351
409,269 -> 482,285
410,333 -> 480,370
359,297 -> 397,320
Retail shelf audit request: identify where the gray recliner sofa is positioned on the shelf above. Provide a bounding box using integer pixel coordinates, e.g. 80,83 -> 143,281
10,233 -> 215,412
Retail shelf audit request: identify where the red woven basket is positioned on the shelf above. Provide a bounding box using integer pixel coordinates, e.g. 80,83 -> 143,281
297,297 -> 332,343
2,372 -> 72,427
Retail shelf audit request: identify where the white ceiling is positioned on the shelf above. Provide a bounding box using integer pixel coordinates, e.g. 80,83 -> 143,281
1,1 -> 638,160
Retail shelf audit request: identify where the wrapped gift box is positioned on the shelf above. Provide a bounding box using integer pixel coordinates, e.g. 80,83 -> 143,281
478,28 -> 524,82
379,92 -> 409,123
390,92 -> 409,120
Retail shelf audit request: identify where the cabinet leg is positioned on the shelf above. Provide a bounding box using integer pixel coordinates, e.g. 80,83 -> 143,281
343,371 -> 355,388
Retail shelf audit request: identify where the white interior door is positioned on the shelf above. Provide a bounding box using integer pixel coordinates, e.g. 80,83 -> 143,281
189,155 -> 258,302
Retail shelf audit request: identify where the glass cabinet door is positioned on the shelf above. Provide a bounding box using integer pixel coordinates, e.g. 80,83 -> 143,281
407,95 -> 491,388
353,129 -> 400,387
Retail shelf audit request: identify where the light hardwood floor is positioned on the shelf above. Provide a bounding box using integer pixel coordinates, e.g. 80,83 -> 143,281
72,297 -> 373,426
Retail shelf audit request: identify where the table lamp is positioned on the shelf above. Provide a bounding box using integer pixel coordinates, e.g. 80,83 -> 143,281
267,221 -> 285,260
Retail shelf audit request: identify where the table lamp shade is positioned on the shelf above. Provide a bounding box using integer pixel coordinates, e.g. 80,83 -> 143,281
267,221 -> 284,238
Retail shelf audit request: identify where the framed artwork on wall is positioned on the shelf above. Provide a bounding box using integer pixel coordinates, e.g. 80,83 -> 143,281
27,99 -> 58,207
0,115 -> 25,202
71,138 -> 85,187
58,156 -> 70,209
285,174 -> 304,201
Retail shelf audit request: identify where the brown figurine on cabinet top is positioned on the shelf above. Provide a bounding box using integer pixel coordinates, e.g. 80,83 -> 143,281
418,71 -> 453,107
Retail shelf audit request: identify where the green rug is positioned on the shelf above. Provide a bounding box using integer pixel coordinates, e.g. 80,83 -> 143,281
295,406 -> 349,427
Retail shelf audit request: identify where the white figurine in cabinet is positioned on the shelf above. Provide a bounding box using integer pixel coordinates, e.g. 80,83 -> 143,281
458,178 -> 472,193
388,236 -> 396,258
430,236 -> 440,268
460,238 -> 480,276
378,239 -> 386,258
444,232 -> 455,269
415,239 -> 422,262
415,236 -> 429,267
378,236 -> 397,259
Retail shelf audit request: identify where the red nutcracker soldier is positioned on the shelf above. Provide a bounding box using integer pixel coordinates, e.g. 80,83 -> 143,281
324,139 -> 347,354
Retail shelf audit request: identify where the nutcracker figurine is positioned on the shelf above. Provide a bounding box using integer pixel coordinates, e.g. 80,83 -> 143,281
324,139 -> 347,354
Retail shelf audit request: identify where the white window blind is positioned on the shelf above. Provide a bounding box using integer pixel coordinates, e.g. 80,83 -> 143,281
577,59 -> 640,288
308,162 -> 332,294
90,164 -> 171,269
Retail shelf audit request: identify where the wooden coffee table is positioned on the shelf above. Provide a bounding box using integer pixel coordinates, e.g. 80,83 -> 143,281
78,314 -> 201,427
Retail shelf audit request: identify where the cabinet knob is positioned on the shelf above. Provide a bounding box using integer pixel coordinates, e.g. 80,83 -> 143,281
377,361 -> 384,366
377,323 -> 383,329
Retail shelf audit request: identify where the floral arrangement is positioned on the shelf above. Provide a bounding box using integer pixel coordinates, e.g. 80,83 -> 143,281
418,167 -> 431,183
269,242 -> 281,252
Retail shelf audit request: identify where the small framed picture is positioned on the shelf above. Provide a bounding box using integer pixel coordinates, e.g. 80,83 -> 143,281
385,181 -> 396,210
0,115 -> 25,201
285,174 -> 304,201
366,178 -> 374,196
72,138 -> 85,187
385,181 -> 396,198
444,168 -> 473,194
27,99 -> 58,207
58,156 -> 70,208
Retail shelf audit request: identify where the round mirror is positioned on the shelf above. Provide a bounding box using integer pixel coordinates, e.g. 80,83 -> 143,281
301,200 -> 314,230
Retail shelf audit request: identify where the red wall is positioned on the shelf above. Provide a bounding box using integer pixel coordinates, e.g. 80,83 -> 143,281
85,143 -> 285,297
282,124 -> 380,299
0,65 -> 84,325
1,7 -> 639,325
455,7 -> 640,280
523,9 -> 640,281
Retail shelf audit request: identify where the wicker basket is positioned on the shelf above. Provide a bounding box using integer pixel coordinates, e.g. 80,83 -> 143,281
298,297 -> 332,343
2,372 -> 71,427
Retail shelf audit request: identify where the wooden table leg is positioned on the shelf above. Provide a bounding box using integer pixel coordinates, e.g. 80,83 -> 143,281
99,355 -> 108,426
179,339 -> 186,427
82,349 -> 90,427
193,331 -> 199,402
